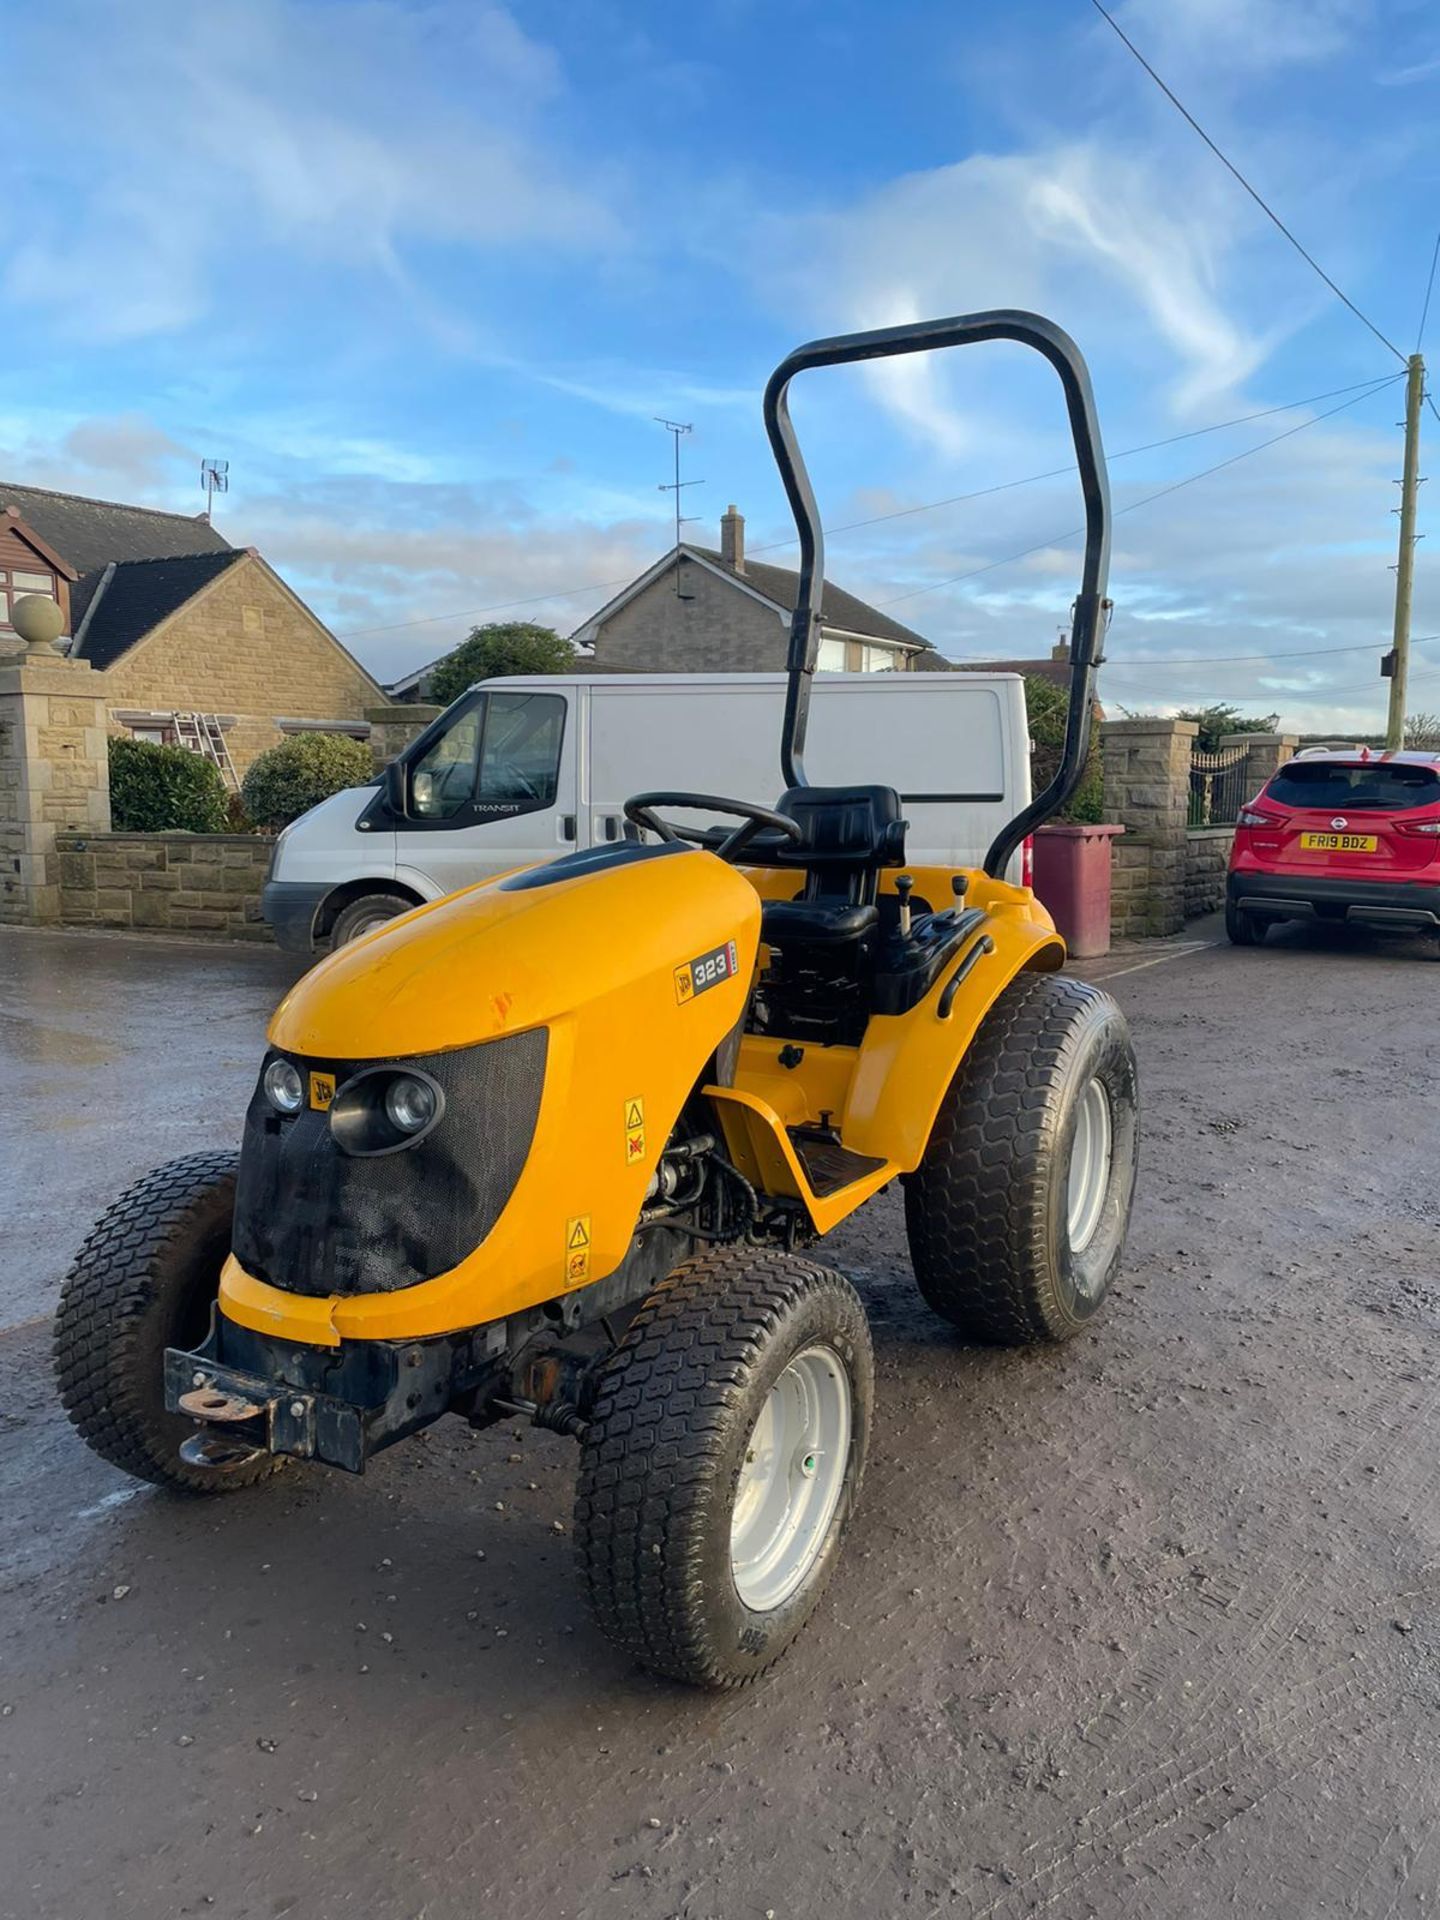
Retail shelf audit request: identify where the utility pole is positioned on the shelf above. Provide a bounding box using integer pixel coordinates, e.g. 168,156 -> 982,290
1385,354 -> 1425,750
656,419 -> 704,596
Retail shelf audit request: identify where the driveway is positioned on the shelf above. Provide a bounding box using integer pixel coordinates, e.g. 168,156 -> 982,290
2,919 -> 1436,1919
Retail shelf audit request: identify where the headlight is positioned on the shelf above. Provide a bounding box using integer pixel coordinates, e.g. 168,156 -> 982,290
385,1074 -> 438,1134
329,1066 -> 445,1155
263,1058 -> 305,1114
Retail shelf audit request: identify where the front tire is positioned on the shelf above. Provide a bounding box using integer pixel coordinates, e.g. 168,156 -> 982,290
329,891 -> 409,948
53,1153 -> 281,1494
575,1247 -> 873,1689
905,973 -> 1138,1345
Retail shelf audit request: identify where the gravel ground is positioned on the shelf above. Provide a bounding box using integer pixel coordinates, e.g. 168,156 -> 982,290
1,918 -> 1437,1919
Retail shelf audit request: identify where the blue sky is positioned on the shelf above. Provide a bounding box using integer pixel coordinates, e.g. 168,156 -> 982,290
4,0 -> 1440,728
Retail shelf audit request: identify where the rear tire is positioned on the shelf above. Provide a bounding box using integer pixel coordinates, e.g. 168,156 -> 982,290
1225,897 -> 1267,946
53,1154 -> 281,1495
575,1246 -> 873,1689
905,973 -> 1138,1346
330,892 -> 409,947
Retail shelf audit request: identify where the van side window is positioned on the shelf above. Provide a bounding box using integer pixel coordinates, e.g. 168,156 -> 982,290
411,705 -> 483,818
477,693 -> 565,809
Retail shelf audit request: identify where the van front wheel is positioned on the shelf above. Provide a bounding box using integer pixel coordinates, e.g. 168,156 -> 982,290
905,974 -> 1138,1345
330,892 -> 410,947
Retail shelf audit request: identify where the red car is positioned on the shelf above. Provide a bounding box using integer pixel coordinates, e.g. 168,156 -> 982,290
1226,747 -> 1440,947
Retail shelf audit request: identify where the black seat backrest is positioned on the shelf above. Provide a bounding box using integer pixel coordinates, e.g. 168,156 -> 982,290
776,784 -> 906,908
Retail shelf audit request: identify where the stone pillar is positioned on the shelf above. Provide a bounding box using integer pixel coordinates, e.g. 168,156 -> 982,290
367,704 -> 441,774
1101,716 -> 1198,939
0,656 -> 112,925
1219,730 -> 1298,805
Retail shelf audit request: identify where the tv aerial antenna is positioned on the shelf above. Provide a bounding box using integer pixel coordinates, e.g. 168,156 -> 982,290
200,459 -> 229,522
656,419 -> 704,596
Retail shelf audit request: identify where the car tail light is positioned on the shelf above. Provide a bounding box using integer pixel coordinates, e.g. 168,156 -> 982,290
1396,819 -> 1440,836
1237,807 -> 1286,829
1021,834 -> 1034,888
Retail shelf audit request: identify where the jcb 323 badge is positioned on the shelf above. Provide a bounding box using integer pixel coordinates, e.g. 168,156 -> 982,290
674,939 -> 739,1005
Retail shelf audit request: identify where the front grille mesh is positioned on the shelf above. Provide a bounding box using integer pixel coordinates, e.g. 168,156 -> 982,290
232,1028 -> 548,1296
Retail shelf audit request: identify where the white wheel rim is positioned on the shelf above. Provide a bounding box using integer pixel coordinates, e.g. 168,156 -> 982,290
1066,1076 -> 1113,1256
730,1344 -> 851,1614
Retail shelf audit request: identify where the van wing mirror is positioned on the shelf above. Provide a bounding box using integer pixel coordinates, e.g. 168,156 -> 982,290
383,759 -> 409,819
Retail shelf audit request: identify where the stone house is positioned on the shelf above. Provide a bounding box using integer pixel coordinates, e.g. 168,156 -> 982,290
0,482 -> 384,777
569,506 -> 929,675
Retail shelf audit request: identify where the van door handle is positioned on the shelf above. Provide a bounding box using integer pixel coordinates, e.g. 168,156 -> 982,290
603,815 -> 620,842
561,813 -> 577,841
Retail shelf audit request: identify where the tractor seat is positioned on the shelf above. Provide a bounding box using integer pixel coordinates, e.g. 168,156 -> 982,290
756,785 -> 905,949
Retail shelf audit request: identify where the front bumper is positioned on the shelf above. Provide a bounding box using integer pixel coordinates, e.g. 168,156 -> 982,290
164,1315 -> 506,1473
261,880 -> 329,954
1228,869 -> 1440,930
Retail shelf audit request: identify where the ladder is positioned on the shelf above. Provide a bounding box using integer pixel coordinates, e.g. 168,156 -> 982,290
173,712 -> 239,792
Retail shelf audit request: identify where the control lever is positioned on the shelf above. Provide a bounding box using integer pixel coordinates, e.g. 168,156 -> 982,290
895,873 -> 914,938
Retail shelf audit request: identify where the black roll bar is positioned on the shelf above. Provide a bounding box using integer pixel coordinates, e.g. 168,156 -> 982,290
761,310 -> 1111,879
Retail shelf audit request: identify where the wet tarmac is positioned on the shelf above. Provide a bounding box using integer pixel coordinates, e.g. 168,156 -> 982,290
3,916 -> 1438,1918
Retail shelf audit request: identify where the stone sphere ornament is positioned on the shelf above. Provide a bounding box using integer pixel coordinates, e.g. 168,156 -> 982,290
11,594 -> 66,655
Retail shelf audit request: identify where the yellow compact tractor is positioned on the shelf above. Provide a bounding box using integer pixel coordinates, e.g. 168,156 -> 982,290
55,313 -> 1137,1688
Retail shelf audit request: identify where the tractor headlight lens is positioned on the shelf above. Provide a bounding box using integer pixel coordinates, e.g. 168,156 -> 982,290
263,1058 -> 305,1114
328,1065 -> 445,1155
384,1073 -> 438,1135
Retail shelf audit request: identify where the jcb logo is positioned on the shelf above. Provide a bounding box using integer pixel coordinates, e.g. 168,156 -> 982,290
308,1071 -> 336,1111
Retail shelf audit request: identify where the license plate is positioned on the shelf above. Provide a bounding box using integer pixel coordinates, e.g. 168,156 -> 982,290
1300,831 -> 1377,852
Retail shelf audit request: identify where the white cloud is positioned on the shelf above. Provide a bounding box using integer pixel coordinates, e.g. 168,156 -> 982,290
3,0 -> 620,342
757,139 -> 1268,457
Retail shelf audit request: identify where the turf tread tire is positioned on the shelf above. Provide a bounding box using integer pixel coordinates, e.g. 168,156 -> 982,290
905,972 -> 1137,1347
574,1246 -> 872,1690
53,1152 -> 281,1495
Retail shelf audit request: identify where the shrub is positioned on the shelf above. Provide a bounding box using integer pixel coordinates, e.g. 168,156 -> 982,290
1023,675 -> 1105,824
241,732 -> 376,832
427,621 -> 575,707
108,734 -> 229,834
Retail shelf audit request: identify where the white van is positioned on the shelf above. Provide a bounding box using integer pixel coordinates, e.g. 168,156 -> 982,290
262,671 -> 1032,954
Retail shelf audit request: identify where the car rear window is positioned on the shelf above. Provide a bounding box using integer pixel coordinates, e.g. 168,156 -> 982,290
1266,762 -> 1440,811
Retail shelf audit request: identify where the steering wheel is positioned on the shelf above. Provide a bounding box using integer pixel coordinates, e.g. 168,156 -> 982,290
624,791 -> 805,863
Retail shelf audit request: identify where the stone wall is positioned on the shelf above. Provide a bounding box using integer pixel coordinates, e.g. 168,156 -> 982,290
1102,717 -> 1198,939
102,553 -> 387,774
55,832 -> 272,940
1185,826 -> 1234,919
368,703 -> 441,772
0,654 -> 112,925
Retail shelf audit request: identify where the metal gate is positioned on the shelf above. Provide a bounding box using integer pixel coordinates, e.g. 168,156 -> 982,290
1188,744 -> 1249,826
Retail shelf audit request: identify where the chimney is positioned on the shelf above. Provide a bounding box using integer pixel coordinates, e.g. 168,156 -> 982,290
1051,634 -> 1071,663
720,504 -> 745,573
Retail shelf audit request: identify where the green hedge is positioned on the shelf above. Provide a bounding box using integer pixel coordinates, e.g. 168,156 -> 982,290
108,735 -> 229,834
241,732 -> 376,832
1024,675 -> 1104,824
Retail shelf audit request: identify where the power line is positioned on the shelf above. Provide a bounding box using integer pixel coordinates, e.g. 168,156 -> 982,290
877,373 -> 1405,608
1097,631 -> 1440,672
1088,0 -> 1406,366
1417,227 -> 1440,353
755,375 -> 1397,549
335,374 -> 1397,643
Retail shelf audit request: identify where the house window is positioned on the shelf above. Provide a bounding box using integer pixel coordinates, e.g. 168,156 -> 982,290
0,567 -> 58,628
816,637 -> 848,672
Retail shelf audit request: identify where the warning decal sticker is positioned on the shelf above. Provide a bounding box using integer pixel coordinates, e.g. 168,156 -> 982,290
673,939 -> 739,1006
624,1097 -> 646,1165
565,1215 -> 592,1287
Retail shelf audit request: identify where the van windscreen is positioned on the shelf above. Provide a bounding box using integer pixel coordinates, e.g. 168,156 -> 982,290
1266,761 -> 1440,811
